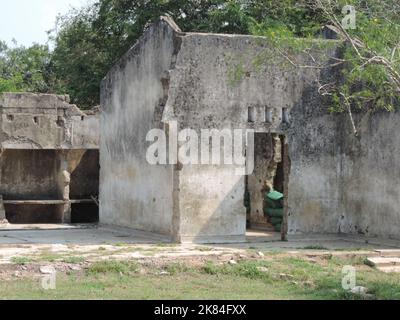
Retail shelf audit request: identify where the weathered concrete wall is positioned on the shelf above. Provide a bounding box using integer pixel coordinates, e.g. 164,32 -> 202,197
287,88 -> 343,235
0,93 -> 99,149
101,16 -> 400,242
336,111 -> 400,239
0,149 -> 100,223
162,32 -> 331,241
100,17 -> 336,242
5,204 -> 64,224
287,87 -> 400,240
71,111 -> 100,149
163,33 -> 313,130
99,17 -> 180,236
0,93 -> 100,223
69,150 -> 99,200
177,165 -> 246,243
0,150 -> 61,200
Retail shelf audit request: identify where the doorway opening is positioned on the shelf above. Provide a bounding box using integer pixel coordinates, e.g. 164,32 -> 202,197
0,149 -> 99,225
245,133 -> 289,241
69,150 -> 100,224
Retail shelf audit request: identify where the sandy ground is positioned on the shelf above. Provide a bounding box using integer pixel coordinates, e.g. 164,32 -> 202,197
0,223 -> 399,282
0,224 -> 399,264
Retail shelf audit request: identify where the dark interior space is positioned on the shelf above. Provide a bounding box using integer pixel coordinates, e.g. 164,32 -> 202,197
0,149 -> 60,200
1,149 -> 100,224
272,135 -> 286,194
71,203 -> 99,223
5,204 -> 63,224
69,150 -> 100,223
70,150 -> 99,200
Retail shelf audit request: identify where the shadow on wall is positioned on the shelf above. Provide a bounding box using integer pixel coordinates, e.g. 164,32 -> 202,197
5,204 -> 64,224
69,150 -> 100,223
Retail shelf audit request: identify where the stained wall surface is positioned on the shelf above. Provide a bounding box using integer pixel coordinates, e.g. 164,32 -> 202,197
101,16 -> 400,242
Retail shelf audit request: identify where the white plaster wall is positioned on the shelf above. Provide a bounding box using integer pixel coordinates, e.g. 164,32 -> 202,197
164,32 -> 331,241
288,100 -> 400,240
177,165 -> 246,243
0,93 -> 99,150
99,19 -> 178,236
71,115 -> 99,149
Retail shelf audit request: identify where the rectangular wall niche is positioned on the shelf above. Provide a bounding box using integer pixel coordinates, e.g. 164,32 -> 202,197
248,106 -> 256,123
282,108 -> 290,124
265,107 -> 272,123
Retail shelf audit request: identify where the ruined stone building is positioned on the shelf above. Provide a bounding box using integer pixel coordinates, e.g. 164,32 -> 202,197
100,17 -> 400,243
0,93 -> 100,224
1,17 -> 399,244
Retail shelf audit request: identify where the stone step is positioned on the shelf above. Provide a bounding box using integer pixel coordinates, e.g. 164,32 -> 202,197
374,249 -> 400,257
377,266 -> 400,273
366,256 -> 400,267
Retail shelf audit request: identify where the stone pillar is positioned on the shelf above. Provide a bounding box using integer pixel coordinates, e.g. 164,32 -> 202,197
0,148 -> 7,224
58,151 -> 71,223
0,195 -> 8,224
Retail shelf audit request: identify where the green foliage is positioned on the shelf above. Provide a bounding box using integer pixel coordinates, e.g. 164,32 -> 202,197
49,0 -> 327,107
87,260 -> 139,274
327,0 -> 400,112
0,40 -> 57,94
62,256 -> 86,264
249,0 -> 400,113
1,0 -> 398,112
11,256 -> 33,265
164,262 -> 191,275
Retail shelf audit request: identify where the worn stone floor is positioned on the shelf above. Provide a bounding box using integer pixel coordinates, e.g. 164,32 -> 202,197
0,224 -> 399,266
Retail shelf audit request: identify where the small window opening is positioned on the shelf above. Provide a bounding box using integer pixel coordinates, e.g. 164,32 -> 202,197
56,116 -> 65,127
33,116 -> 39,125
265,107 -> 272,123
282,108 -> 290,124
248,107 -> 256,123
6,114 -> 14,121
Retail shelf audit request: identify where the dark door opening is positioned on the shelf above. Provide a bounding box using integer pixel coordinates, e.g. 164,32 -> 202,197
69,150 -> 100,224
245,133 -> 289,241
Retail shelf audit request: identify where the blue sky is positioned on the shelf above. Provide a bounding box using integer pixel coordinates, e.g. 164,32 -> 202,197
0,0 -> 90,47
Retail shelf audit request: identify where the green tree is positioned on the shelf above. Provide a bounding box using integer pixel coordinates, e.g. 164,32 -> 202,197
0,40 -> 56,94
49,0 -> 399,116
308,0 -> 400,134
51,0 -> 319,107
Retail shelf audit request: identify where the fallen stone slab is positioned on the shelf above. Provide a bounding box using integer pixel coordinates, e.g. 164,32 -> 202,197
366,256 -> 400,267
374,249 -> 400,257
39,266 -> 56,274
377,266 -> 400,273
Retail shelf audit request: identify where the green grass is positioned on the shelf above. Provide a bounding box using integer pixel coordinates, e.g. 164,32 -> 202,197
164,263 -> 191,275
87,260 -> 139,275
11,257 -> 33,265
1,255 -> 400,300
62,256 -> 85,264
113,242 -> 129,247
36,252 -> 64,262
301,245 -> 329,250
